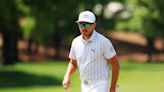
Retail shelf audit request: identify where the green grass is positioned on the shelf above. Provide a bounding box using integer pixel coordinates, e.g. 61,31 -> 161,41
0,61 -> 164,92
119,62 -> 164,92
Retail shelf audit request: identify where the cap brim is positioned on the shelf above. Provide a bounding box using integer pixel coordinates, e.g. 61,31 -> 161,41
75,20 -> 79,23
75,20 -> 94,23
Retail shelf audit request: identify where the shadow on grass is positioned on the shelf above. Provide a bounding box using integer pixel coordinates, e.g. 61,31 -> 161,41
0,70 -> 62,88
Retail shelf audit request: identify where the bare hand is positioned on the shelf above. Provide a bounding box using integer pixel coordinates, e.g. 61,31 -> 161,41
62,76 -> 70,90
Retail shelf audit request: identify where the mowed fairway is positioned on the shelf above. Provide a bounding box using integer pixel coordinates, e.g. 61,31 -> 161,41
0,61 -> 164,92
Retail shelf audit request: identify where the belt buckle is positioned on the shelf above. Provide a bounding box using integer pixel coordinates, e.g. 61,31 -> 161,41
84,80 -> 88,85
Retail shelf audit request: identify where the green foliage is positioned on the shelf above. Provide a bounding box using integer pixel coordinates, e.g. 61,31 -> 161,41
16,0 -> 35,39
2,0 -> 163,47
0,0 -> 21,32
20,0 -> 112,45
22,0 -> 78,44
19,17 -> 35,39
115,0 -> 164,38
16,0 -> 31,16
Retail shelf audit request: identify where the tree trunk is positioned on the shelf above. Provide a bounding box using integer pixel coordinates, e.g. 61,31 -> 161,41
27,36 -> 33,55
2,28 -> 19,65
146,36 -> 155,63
53,31 -> 61,59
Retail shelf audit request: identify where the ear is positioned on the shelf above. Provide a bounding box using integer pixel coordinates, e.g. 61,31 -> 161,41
93,22 -> 96,28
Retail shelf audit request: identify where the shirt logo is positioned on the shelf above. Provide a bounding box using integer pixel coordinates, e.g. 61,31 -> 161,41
110,47 -> 114,52
91,49 -> 95,53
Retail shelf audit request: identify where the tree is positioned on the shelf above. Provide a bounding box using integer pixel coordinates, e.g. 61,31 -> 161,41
23,0 -> 109,59
113,0 -> 164,62
21,0 -> 163,61
0,0 -> 22,65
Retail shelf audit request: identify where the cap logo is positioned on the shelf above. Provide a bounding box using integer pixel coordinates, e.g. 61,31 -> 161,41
82,14 -> 92,18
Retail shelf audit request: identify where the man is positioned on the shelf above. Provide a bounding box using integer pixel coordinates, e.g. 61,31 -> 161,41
62,10 -> 120,92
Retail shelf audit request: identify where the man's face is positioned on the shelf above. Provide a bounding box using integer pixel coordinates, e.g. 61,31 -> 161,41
77,22 -> 96,37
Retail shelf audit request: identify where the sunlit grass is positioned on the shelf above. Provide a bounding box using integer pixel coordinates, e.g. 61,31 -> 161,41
0,61 -> 164,92
119,62 -> 164,92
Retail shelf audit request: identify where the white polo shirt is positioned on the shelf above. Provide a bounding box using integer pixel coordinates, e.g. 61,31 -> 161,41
69,30 -> 116,81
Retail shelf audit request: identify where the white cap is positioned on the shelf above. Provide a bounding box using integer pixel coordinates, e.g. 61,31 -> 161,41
76,11 -> 96,23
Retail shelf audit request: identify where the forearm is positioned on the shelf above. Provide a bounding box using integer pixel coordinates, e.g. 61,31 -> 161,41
63,60 -> 77,89
64,60 -> 77,78
108,56 -> 120,92
110,61 -> 120,88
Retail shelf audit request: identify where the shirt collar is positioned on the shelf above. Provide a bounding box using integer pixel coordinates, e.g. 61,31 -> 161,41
88,30 -> 96,42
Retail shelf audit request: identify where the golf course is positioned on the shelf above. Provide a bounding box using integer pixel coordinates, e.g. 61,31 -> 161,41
0,60 -> 164,92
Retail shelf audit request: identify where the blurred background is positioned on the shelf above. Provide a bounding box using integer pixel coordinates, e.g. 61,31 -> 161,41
0,0 -> 163,92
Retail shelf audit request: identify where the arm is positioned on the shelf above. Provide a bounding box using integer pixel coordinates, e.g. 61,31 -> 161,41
107,55 -> 120,92
62,59 -> 77,90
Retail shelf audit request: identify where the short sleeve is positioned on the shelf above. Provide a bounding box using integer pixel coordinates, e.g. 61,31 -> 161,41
102,39 -> 116,59
69,41 -> 76,60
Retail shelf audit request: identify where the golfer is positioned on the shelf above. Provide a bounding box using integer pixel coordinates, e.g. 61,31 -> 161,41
62,10 -> 120,92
